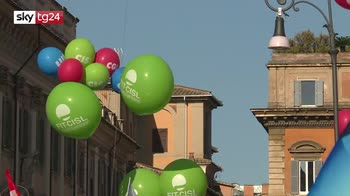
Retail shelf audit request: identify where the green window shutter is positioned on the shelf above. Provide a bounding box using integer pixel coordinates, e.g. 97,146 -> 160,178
294,81 -> 302,106
315,160 -> 323,179
315,81 -> 324,106
291,160 -> 299,194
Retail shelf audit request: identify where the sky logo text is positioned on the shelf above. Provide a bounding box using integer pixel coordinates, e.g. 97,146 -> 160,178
14,10 -> 64,24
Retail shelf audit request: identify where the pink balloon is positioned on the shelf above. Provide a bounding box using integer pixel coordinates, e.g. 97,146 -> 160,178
94,48 -> 120,76
58,58 -> 84,82
335,0 -> 350,10
338,109 -> 350,137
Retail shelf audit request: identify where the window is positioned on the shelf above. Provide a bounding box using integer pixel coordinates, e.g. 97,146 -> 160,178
152,128 -> 168,153
2,98 -> 15,150
294,80 -> 324,106
64,138 -> 75,178
36,116 -> 45,165
98,159 -> 107,195
88,156 -> 95,196
112,170 -> 118,195
291,160 -> 322,195
51,128 -> 59,172
19,108 -> 31,154
78,149 -> 85,191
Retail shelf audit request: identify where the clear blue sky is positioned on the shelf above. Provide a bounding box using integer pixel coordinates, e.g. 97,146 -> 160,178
57,0 -> 350,185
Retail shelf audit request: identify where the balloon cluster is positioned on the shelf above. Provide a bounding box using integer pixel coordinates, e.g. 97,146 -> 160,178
335,0 -> 350,10
119,159 -> 208,196
37,37 -> 175,139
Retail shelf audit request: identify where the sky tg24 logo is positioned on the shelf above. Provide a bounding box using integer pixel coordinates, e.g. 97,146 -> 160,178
14,10 -> 64,24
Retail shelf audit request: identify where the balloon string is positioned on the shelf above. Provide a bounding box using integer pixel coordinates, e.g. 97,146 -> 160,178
120,0 -> 129,63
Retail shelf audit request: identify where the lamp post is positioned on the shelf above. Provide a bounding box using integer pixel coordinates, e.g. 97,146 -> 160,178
265,0 -> 340,142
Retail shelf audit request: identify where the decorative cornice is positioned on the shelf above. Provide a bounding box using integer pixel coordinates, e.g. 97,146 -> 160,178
251,107 -> 334,131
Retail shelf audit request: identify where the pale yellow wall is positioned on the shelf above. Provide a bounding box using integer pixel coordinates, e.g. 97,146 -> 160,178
135,100 -> 210,169
268,53 -> 350,108
189,102 -> 205,158
268,67 -> 332,107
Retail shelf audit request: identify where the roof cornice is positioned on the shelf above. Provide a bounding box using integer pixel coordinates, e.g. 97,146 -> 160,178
251,107 -> 334,132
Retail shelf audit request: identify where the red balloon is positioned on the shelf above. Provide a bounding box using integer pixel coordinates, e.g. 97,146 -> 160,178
335,0 -> 350,10
338,109 -> 350,137
94,48 -> 120,76
58,58 -> 84,82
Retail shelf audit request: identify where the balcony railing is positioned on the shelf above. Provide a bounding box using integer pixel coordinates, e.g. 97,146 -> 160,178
101,106 -> 122,131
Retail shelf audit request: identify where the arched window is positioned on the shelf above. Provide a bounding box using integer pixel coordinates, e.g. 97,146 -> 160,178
288,140 -> 325,195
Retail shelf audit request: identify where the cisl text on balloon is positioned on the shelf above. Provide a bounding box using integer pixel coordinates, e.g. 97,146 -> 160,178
167,189 -> 197,196
120,80 -> 141,102
56,116 -> 89,131
87,81 -> 106,88
75,54 -> 91,65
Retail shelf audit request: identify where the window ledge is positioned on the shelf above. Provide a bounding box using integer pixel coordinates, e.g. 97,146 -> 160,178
300,105 -> 318,108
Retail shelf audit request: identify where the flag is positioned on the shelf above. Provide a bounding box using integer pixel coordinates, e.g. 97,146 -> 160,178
126,177 -> 137,196
5,169 -> 20,196
309,134 -> 350,196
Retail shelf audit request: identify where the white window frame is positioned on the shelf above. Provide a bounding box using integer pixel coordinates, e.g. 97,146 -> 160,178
299,160 -> 316,195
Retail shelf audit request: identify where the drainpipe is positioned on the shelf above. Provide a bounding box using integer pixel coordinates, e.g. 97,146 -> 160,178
184,96 -> 188,159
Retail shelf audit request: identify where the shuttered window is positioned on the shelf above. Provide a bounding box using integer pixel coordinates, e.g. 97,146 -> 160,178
291,160 -> 322,194
294,80 -> 324,106
152,128 -> 168,153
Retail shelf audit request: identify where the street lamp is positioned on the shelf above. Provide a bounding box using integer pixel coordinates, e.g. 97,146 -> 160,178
265,0 -> 340,142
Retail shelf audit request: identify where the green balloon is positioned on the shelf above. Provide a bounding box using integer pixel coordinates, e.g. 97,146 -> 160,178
119,168 -> 161,196
65,38 -> 95,67
160,159 -> 208,196
84,63 -> 110,90
46,82 -> 102,139
120,55 -> 174,115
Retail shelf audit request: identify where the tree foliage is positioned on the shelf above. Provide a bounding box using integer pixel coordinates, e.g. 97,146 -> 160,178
273,30 -> 350,53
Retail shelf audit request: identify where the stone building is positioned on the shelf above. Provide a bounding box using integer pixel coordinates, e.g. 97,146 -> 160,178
251,52 -> 350,195
0,0 -> 138,195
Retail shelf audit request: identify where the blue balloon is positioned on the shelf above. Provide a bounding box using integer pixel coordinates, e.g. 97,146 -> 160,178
37,47 -> 64,76
111,67 -> 125,94
309,135 -> 350,196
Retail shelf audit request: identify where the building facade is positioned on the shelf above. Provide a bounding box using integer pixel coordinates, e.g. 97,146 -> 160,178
0,0 -> 139,195
251,52 -> 350,196
130,85 -> 224,195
